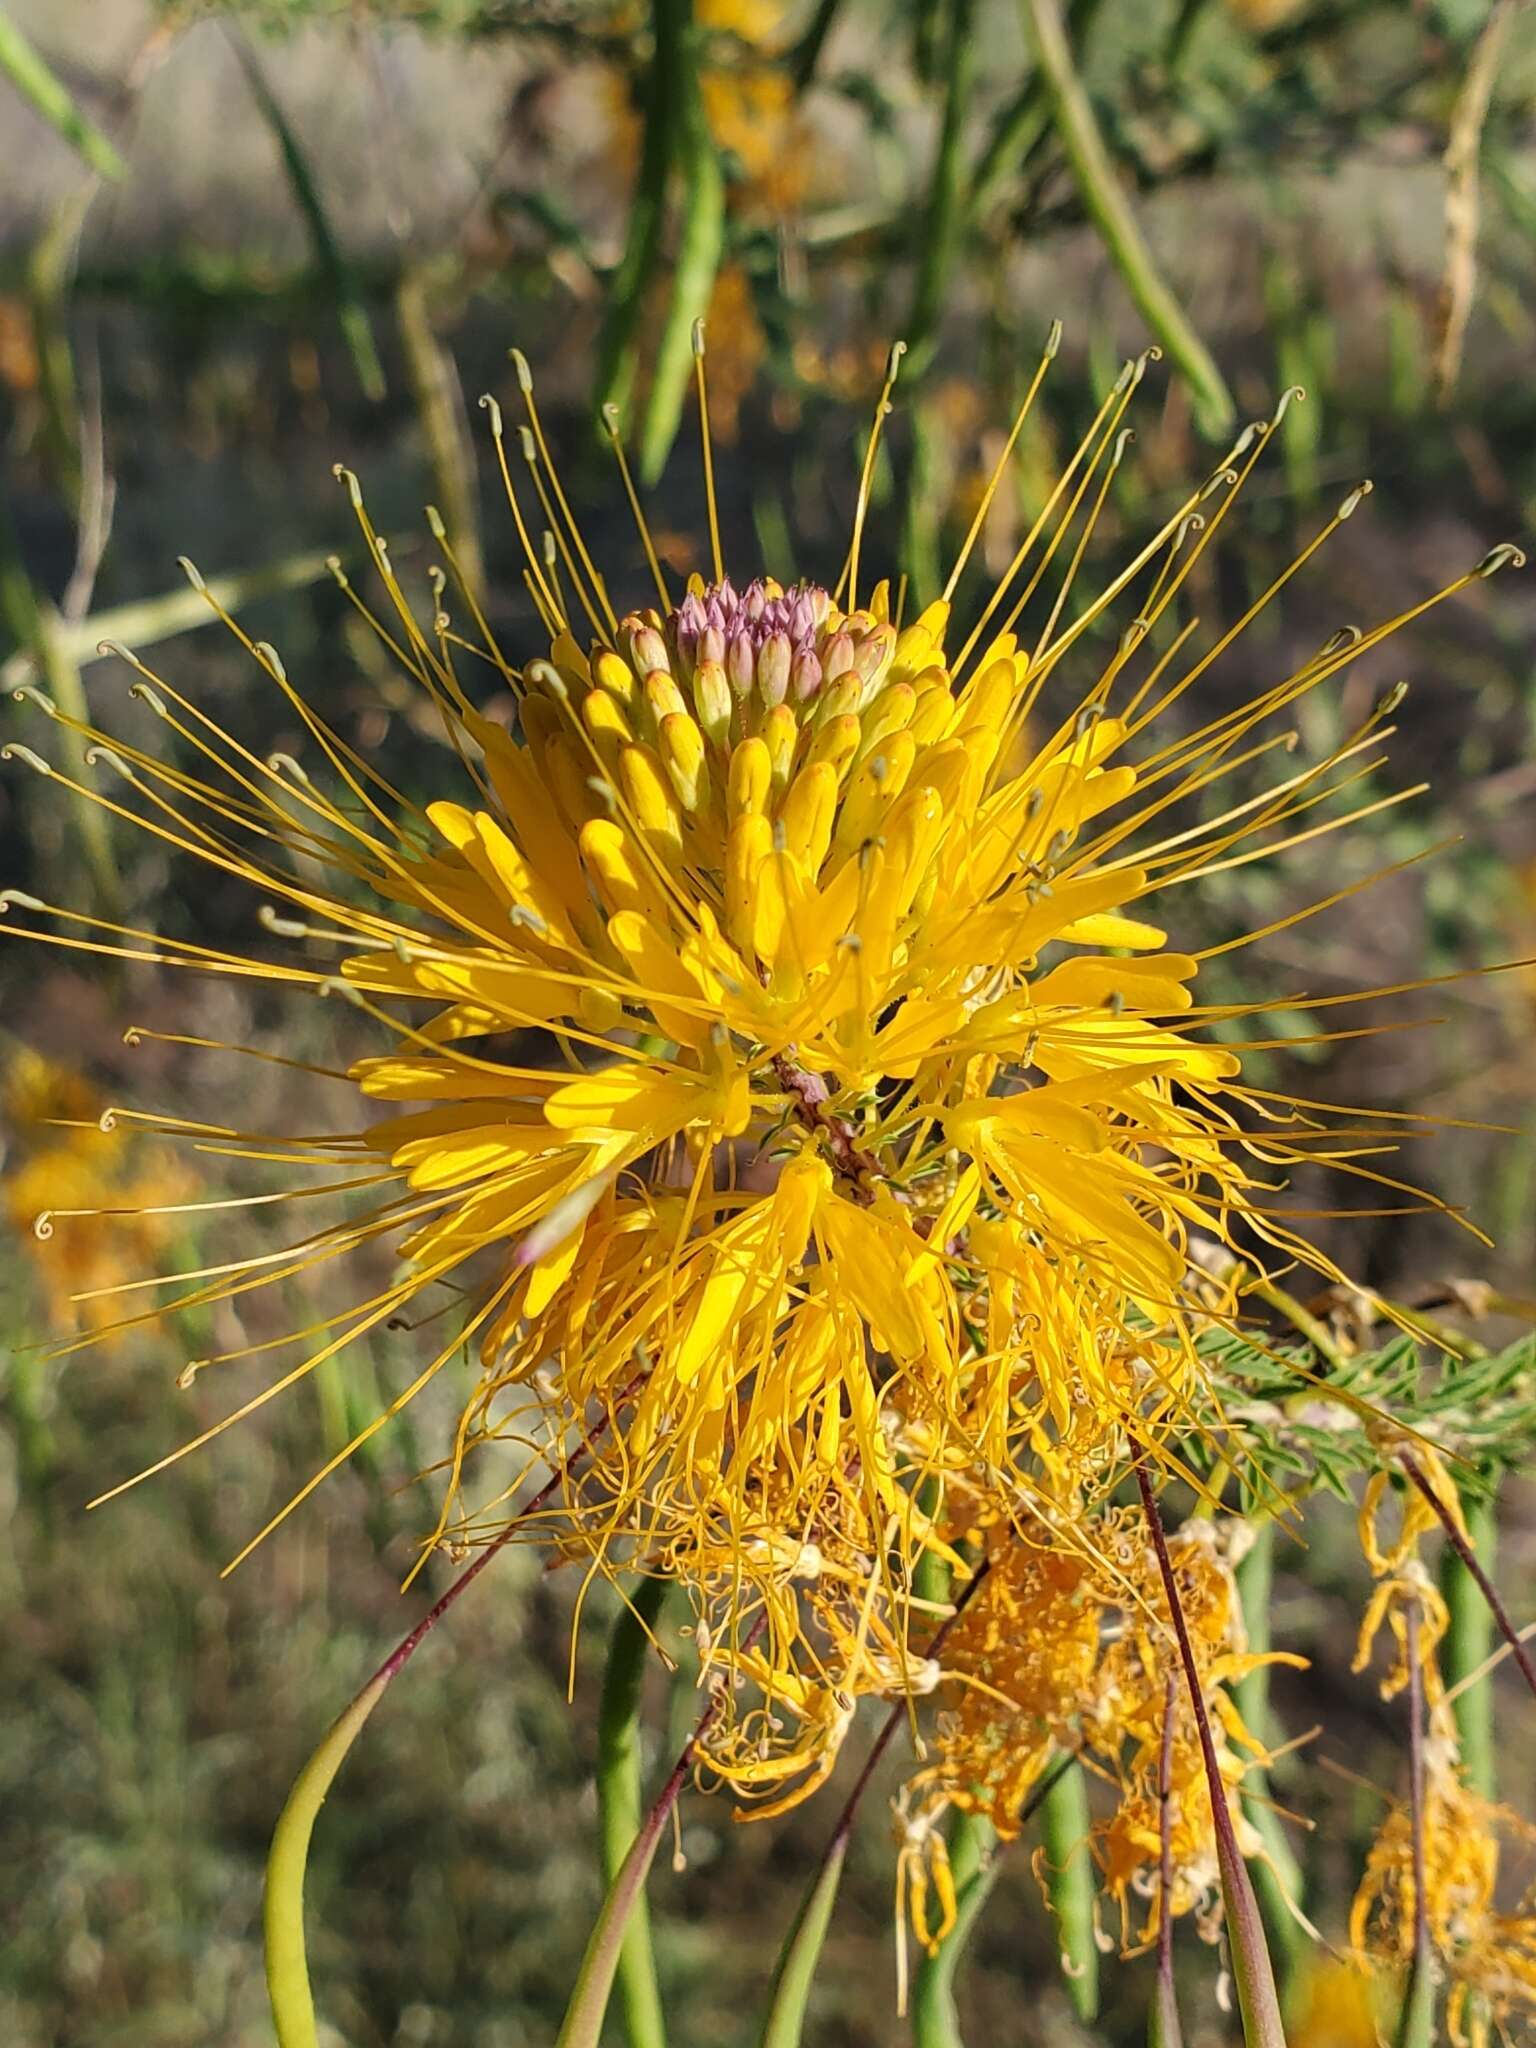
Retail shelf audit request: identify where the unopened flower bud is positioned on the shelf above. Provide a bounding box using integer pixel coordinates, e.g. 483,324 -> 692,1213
822,631 -> 855,683
693,659 -> 731,743
790,649 -> 823,701
699,624 -> 725,668
758,631 -> 791,707
727,629 -> 755,698
629,625 -> 669,678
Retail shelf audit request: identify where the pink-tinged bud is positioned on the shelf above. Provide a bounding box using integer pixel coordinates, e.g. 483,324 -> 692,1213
822,631 -> 855,682
791,649 -> 823,701
757,631 -> 791,707
629,626 -> 670,678
851,623 -> 895,685
726,628 -> 755,698
699,624 -> 725,668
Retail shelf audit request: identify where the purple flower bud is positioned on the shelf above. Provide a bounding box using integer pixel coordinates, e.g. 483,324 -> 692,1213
727,629 -> 756,698
699,624 -> 725,668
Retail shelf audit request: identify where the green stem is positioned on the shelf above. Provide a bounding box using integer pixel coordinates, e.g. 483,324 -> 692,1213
230,31 -> 385,402
598,1578 -> 673,2048
1234,1518 -> 1304,1982
597,0 -> 685,427
558,1678 -> 732,2048
906,0 -> 977,380
0,12 -> 123,179
639,3 -> 725,485
264,1451 -> 591,2048
911,1810 -> 997,2048
1039,1759 -> 1099,2022
1441,1483 -> 1497,1801
1019,0 -> 1234,437
759,1836 -> 848,2048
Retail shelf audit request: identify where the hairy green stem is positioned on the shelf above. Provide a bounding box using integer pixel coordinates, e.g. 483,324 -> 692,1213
1019,0 -> 1234,436
598,1578 -> 673,2048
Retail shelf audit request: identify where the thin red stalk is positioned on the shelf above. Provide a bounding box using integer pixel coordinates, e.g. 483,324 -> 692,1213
1400,1451 -> 1536,1704
1134,1458 -> 1286,2048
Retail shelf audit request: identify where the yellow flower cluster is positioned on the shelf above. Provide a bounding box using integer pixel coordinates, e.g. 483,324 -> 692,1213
1,339 -> 1514,1833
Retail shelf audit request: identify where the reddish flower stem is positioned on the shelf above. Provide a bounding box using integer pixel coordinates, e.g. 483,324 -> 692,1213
1134,1457 -> 1286,2048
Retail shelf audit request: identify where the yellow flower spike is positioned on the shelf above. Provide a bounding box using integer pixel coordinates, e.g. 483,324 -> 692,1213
642,669 -> 689,727
778,761 -> 839,873
761,702 -> 799,793
617,743 -> 684,866
691,655 -> 733,744
580,689 -> 632,774
728,733 -> 772,818
726,811 -> 773,952
658,711 -> 709,815
592,647 -> 636,704
803,711 -> 861,781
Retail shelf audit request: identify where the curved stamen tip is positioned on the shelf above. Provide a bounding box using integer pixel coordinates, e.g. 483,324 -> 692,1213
425,505 -> 446,539
123,1027 -> 143,1047
691,318 -> 707,357
2,743 -> 52,775
259,905 -> 311,938
0,889 -> 47,914
886,339 -> 908,378
33,1211 -> 55,1241
317,976 -> 368,1007
1272,384 -> 1307,426
1376,681 -> 1409,717
478,394 -> 504,434
518,425 -> 537,462
1045,317 -> 1063,358
1475,541 -> 1526,578
178,555 -> 207,591
510,347 -> 533,392
12,683 -> 55,713
85,745 -> 134,782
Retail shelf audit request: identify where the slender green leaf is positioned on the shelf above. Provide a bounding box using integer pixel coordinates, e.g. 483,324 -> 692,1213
0,12 -> 123,179
758,1836 -> 848,2048
1019,0 -> 1234,436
